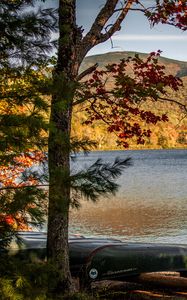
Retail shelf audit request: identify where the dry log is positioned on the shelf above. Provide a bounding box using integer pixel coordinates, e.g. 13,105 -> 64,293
128,272 -> 187,290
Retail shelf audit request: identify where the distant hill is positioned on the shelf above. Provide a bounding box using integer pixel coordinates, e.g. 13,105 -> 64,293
80,51 -> 187,78
72,51 -> 187,150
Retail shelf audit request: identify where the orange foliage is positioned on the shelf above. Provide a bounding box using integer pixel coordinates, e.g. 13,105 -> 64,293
0,151 -> 47,231
0,151 -> 46,188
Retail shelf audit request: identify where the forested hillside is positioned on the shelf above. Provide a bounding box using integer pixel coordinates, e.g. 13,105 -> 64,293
72,51 -> 187,150
80,51 -> 187,78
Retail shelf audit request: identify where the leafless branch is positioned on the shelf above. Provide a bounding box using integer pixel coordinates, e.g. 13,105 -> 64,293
114,7 -> 144,12
0,184 -> 49,191
83,0 -> 119,42
77,63 -> 98,81
73,89 -> 114,106
104,24 -> 116,49
136,0 -> 148,11
159,97 -> 187,113
79,0 -> 134,60
97,0 -> 134,44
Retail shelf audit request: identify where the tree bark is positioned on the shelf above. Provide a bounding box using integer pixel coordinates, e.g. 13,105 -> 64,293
47,0 -> 79,293
47,0 -> 133,294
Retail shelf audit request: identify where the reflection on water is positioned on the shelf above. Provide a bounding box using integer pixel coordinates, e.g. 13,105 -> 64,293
70,149 -> 187,244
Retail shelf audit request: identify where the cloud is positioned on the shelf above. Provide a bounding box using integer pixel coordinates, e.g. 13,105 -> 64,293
112,34 -> 187,41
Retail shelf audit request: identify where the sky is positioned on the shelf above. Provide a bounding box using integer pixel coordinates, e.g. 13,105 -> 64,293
44,0 -> 187,62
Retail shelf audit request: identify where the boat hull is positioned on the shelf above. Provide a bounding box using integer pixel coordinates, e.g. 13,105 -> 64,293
1,232 -> 187,284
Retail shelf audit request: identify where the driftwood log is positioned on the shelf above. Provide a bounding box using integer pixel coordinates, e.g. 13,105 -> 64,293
90,272 -> 187,299
134,272 -> 187,290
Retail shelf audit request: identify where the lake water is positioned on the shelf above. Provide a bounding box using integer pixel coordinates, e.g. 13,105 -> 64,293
69,149 -> 187,244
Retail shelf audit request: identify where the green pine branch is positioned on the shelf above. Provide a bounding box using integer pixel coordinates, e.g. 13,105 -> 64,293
70,157 -> 132,204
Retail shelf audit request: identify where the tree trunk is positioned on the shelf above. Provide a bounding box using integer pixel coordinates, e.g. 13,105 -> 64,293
47,0 -> 133,294
47,0 -> 79,293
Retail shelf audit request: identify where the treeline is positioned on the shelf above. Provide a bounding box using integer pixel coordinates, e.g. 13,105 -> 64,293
72,97 -> 187,150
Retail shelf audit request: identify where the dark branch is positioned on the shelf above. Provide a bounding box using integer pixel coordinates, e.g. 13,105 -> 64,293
99,0 -> 134,44
123,8 -> 144,12
79,0 -> 134,60
77,63 -> 98,81
0,184 -> 49,191
159,97 -> 187,113
83,0 -> 119,42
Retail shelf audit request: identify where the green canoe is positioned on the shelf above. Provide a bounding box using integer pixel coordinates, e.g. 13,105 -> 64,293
2,231 -> 187,285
